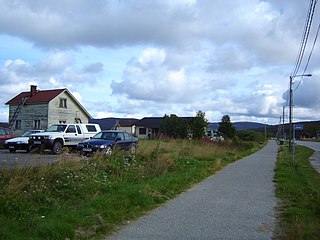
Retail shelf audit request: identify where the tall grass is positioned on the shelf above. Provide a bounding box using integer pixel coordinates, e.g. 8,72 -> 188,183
274,145 -> 320,239
0,139 -> 261,240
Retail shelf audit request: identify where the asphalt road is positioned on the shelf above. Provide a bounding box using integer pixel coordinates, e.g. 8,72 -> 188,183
106,141 -> 278,240
295,140 -> 320,173
295,140 -> 320,151
0,148 -> 58,168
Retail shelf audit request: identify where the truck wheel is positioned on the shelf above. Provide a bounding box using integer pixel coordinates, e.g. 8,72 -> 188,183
26,145 -> 32,153
52,141 -> 63,154
9,148 -> 16,153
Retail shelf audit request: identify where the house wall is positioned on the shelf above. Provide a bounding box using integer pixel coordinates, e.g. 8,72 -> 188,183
117,126 -> 135,135
135,126 -> 156,139
135,126 -> 147,139
9,103 -> 49,136
48,92 -> 89,125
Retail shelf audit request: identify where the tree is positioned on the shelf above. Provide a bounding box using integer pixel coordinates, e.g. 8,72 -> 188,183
190,111 -> 209,139
218,115 -> 236,138
160,114 -> 188,139
237,130 -> 264,142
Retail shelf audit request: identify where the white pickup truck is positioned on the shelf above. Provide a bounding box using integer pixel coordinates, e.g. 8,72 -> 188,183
29,123 -> 101,154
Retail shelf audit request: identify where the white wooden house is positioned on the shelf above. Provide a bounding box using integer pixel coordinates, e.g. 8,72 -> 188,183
6,85 -> 91,136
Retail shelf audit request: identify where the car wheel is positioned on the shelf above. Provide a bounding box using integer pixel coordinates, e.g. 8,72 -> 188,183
104,146 -> 112,156
130,144 -> 136,155
9,148 -> 16,153
26,145 -> 32,153
52,141 -> 63,154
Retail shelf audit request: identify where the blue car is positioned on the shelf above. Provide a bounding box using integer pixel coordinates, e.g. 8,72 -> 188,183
77,130 -> 138,156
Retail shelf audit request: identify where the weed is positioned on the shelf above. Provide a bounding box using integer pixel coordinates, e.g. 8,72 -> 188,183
0,139 -> 261,240
274,145 -> 320,239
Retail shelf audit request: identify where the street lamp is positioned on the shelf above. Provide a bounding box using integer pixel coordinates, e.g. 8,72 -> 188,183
288,73 -> 312,153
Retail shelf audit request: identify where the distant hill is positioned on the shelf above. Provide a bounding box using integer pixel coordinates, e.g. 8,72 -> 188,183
208,122 -> 268,131
209,120 -> 319,137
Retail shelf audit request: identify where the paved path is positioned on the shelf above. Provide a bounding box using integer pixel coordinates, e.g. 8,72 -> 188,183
106,141 -> 278,240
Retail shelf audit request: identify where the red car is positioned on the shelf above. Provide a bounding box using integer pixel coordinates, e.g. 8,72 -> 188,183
0,128 -> 14,148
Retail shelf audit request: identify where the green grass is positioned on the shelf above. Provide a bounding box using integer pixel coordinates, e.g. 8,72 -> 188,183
274,145 -> 320,239
0,139 -> 262,240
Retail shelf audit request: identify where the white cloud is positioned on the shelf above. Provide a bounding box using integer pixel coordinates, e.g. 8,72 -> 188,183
0,0 -> 320,124
138,48 -> 166,67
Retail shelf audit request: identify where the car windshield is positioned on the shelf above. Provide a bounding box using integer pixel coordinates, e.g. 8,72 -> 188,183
21,131 -> 34,137
46,125 -> 67,132
92,132 -> 118,140
21,130 -> 41,137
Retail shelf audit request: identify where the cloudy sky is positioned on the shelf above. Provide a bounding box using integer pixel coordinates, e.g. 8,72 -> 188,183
1,0 -> 319,124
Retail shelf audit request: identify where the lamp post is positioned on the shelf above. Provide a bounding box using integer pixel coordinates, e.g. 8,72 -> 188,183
288,73 -> 312,153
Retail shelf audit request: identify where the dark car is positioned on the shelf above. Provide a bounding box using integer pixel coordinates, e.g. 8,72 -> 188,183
0,128 -> 14,148
77,130 -> 138,156
5,130 -> 44,152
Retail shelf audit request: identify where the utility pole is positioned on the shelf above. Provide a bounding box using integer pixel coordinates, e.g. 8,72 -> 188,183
288,74 -> 312,153
282,106 -> 285,139
289,76 -> 293,152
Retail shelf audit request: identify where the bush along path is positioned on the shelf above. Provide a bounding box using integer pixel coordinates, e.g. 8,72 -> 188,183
106,140 -> 278,240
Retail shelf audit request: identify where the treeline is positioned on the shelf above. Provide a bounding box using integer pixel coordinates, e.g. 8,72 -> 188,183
159,112 -> 265,142
159,111 -> 208,139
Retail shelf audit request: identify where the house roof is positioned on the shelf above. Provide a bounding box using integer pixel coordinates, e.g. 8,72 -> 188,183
90,118 -> 138,130
90,118 -> 119,130
6,89 -> 65,105
118,119 -> 138,127
134,117 -> 164,128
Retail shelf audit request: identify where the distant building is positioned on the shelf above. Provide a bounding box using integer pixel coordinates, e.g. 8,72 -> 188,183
0,122 -> 8,128
6,85 -> 91,136
89,118 -> 138,135
133,116 -> 197,139
134,117 -> 164,139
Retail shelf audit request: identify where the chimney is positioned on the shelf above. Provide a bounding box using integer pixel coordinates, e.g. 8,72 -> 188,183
30,85 -> 37,96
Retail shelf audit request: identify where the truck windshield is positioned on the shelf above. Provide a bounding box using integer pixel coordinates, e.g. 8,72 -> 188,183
46,125 -> 67,132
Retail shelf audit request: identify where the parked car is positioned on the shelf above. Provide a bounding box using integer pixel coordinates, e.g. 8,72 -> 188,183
0,128 -> 14,148
29,123 -> 101,154
77,130 -> 138,156
4,130 -> 44,153
211,132 -> 224,142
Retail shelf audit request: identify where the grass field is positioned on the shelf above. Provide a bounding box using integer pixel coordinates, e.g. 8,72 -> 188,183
274,145 -> 320,239
0,138 -> 261,240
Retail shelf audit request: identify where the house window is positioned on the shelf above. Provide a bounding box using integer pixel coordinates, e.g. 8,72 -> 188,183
15,120 -> 22,129
59,98 -> 67,108
34,120 -> 41,129
139,128 -> 147,135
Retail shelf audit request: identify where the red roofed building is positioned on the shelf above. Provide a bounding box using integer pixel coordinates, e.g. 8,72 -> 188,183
6,85 -> 92,136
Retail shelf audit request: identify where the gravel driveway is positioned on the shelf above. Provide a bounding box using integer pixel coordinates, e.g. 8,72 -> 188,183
106,141 -> 278,240
0,148 -> 58,168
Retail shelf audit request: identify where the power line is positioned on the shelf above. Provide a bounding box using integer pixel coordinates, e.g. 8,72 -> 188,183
294,22 -> 320,92
291,0 -> 317,77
